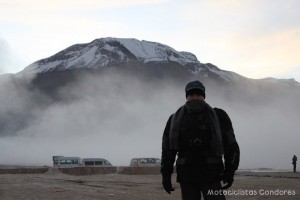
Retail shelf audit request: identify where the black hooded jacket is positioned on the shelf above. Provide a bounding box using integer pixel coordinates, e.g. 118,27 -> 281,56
161,102 -> 240,183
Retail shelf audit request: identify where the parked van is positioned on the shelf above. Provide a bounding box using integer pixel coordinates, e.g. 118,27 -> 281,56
130,158 -> 161,167
53,156 -> 81,168
82,158 -> 112,167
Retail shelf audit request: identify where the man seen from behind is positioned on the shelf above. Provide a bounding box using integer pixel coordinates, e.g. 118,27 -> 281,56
161,80 -> 240,200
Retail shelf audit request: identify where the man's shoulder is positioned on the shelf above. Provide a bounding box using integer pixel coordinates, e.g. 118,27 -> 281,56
213,107 -> 228,116
213,107 -> 232,124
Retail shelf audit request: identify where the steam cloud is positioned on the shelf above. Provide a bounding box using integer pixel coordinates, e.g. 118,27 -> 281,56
0,72 -> 182,166
0,70 -> 299,170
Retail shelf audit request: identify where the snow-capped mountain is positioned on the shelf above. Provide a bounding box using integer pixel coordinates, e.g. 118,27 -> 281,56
1,37 -> 300,138
23,37 -> 243,82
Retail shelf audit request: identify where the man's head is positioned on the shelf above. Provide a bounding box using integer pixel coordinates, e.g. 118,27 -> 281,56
185,80 -> 206,100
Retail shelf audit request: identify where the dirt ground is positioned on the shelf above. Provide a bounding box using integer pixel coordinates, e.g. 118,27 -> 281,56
0,169 -> 299,200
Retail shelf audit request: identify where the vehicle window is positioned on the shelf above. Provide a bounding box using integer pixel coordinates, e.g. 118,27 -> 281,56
95,161 -> 103,165
147,159 -> 155,163
60,160 -> 72,164
85,161 -> 94,166
72,160 -> 78,164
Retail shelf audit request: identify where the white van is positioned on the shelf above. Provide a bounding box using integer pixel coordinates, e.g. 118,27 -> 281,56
82,158 -> 112,167
53,156 -> 81,168
130,158 -> 161,167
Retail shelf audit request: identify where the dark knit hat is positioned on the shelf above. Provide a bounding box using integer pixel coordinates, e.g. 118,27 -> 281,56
185,80 -> 206,98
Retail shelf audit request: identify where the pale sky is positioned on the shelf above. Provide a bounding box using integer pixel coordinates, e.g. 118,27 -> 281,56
1,0 -> 300,81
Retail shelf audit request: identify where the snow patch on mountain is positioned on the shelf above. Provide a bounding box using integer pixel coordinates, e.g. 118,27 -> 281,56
24,38 -> 200,73
104,38 -> 198,64
21,37 -> 249,83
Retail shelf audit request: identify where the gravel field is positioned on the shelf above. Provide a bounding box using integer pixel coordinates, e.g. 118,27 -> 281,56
0,169 -> 299,200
